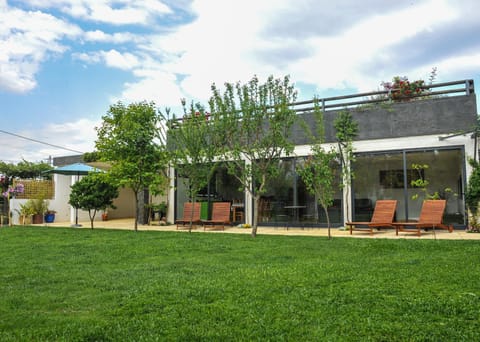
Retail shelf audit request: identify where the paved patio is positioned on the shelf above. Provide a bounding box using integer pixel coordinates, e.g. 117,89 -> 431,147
40,218 -> 480,240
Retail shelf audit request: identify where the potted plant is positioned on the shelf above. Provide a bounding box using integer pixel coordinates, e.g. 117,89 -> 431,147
31,197 -> 48,224
15,201 -> 35,225
157,201 -> 167,219
44,209 -> 56,223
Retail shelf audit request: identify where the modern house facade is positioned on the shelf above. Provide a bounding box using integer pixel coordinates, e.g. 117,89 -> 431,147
171,79 -> 477,229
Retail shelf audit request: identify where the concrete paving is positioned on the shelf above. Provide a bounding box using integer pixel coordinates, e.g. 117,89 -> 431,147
38,218 -> 480,240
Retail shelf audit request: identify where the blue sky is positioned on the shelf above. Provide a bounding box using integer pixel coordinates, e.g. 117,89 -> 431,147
1,0 -> 479,163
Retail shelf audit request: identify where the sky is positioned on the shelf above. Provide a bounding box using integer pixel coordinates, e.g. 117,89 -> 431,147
0,0 -> 479,164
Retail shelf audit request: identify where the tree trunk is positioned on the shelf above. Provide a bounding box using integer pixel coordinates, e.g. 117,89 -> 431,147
251,195 -> 259,238
188,198 -> 196,233
134,191 -> 139,231
88,209 -> 96,229
322,204 -> 331,240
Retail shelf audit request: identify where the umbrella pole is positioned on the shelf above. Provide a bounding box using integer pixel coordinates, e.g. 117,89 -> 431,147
71,173 -> 82,228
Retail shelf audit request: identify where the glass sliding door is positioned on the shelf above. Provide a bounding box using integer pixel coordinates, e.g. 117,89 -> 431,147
405,149 -> 465,225
259,159 -> 295,225
353,147 -> 465,226
353,151 -> 405,221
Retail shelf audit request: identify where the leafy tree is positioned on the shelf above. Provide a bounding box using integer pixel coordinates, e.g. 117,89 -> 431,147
297,100 -> 338,239
333,110 -> 358,222
209,75 -> 297,237
69,173 -> 119,229
83,151 -> 101,162
95,101 -> 169,231
164,101 -> 218,232
465,158 -> 480,232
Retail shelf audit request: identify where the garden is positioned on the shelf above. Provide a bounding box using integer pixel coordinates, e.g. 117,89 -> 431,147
1,227 -> 479,341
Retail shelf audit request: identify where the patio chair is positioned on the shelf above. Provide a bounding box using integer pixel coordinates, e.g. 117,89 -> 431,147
394,200 -> 453,236
176,202 -> 201,229
346,200 -> 397,235
202,202 -> 231,231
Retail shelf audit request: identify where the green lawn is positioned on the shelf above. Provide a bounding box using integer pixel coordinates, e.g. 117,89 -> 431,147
1,227 -> 479,341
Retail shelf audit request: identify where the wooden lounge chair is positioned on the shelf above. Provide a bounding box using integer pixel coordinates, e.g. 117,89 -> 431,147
394,200 -> 453,236
346,200 -> 397,235
175,202 -> 201,229
203,202 -> 231,231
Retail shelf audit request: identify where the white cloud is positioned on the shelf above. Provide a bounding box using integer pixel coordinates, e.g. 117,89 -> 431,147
83,30 -> 145,44
102,50 -> 140,70
73,49 -> 140,70
116,69 -> 185,109
264,0 -> 459,93
127,0 -> 282,104
0,4 -> 81,93
121,0 -> 463,104
18,0 -> 172,25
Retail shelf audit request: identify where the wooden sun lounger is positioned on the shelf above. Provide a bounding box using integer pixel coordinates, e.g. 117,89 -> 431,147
175,202 -> 201,229
203,202 -> 231,231
346,200 -> 397,235
393,200 -> 453,236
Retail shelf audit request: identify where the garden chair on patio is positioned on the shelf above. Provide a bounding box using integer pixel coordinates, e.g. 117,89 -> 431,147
202,202 -> 231,231
175,202 -> 201,229
346,200 -> 397,235
393,200 -> 453,236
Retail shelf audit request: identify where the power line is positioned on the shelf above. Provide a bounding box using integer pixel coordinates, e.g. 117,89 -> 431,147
0,129 -> 84,154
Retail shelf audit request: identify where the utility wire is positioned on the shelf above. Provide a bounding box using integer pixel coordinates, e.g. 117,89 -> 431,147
0,129 -> 84,154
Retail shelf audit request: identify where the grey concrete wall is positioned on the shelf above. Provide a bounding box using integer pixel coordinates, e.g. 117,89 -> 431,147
53,154 -> 83,166
294,94 -> 477,144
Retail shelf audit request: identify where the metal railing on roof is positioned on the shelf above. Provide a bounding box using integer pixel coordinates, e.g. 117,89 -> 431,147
290,79 -> 474,113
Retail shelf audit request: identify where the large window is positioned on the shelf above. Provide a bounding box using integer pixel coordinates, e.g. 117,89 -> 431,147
258,158 -> 342,227
353,148 -> 465,226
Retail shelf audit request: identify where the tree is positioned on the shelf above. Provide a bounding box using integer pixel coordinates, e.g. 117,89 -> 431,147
69,173 -> 119,229
297,100 -> 338,239
164,101 -> 219,232
209,75 -> 298,237
464,158 -> 480,232
95,101 -> 169,231
333,110 -> 358,222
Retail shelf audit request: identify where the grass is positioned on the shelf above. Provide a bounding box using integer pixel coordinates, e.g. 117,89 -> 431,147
1,227 -> 480,341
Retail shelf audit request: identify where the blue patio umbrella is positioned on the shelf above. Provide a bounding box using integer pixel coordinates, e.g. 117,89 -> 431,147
45,163 -> 104,226
47,163 -> 102,176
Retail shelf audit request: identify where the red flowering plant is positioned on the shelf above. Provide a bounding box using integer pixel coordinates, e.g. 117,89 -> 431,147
382,76 -> 428,101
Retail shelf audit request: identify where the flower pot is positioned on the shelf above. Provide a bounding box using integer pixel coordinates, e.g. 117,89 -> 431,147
32,214 -> 43,224
44,213 -> 55,223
